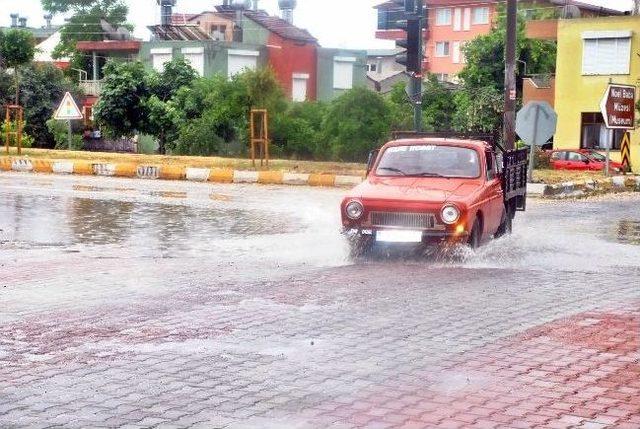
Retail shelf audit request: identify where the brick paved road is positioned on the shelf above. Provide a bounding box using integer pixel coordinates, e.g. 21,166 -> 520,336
1,173 -> 639,429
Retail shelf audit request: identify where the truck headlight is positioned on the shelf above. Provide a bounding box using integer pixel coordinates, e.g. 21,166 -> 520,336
345,201 -> 364,220
441,205 -> 460,224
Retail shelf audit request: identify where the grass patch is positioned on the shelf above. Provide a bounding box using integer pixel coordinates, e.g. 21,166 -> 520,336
533,169 -> 606,185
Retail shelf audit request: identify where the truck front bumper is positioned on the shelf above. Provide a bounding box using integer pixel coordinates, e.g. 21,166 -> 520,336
342,227 -> 469,245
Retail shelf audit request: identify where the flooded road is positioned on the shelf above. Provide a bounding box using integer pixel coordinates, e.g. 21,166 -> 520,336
1,171 -> 638,274
1,171 -> 639,429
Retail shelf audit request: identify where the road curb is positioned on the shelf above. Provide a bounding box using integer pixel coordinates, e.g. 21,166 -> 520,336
533,175 -> 640,198
1,157 -> 364,188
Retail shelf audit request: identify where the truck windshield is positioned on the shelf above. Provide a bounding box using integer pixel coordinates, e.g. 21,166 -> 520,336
375,145 -> 481,178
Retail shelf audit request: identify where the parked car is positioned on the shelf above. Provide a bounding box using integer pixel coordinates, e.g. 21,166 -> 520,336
340,138 -> 528,255
549,149 -> 622,172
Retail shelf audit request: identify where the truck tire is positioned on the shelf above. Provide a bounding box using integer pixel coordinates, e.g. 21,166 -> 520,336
495,205 -> 513,238
468,219 -> 481,249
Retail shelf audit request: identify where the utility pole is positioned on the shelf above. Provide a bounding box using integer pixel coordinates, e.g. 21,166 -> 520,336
413,0 -> 423,132
503,0 -> 517,150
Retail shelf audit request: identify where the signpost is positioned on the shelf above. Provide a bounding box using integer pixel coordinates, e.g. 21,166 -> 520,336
53,92 -> 83,150
600,84 -> 636,176
515,101 -> 558,182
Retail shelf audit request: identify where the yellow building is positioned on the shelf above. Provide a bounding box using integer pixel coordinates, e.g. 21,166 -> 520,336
554,16 -> 639,173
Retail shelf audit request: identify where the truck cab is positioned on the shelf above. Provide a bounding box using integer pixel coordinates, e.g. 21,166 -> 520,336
341,138 -> 527,254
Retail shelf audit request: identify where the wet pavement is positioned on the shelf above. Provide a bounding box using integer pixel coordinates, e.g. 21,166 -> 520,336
0,171 -> 639,429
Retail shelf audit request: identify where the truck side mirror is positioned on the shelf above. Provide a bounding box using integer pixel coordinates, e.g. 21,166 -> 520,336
366,149 -> 379,177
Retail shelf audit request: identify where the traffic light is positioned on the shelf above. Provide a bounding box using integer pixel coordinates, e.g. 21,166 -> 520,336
396,17 -> 421,74
375,0 -> 423,75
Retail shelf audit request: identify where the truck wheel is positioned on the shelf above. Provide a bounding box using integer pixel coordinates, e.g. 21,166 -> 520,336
467,219 -> 481,249
495,206 -> 513,238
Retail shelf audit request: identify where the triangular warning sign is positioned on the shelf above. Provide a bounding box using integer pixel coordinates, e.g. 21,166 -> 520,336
54,92 -> 83,120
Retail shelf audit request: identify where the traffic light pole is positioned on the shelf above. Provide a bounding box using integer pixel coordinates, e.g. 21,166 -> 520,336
503,0 -> 517,151
413,0 -> 423,133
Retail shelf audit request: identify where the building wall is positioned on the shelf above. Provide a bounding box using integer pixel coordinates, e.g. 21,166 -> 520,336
187,12 -> 235,41
554,16 -> 639,173
139,40 -> 267,77
525,19 -> 558,40
316,48 -> 368,102
266,33 -> 317,101
424,2 -> 496,78
241,16 -> 271,45
523,77 -> 555,107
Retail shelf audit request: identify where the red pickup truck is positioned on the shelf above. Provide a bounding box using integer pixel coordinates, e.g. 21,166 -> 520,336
341,137 -> 528,255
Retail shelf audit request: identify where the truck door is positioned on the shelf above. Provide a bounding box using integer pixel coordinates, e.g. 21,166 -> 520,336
485,150 -> 503,235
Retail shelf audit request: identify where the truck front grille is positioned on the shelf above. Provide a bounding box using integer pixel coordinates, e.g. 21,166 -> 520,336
370,212 -> 436,229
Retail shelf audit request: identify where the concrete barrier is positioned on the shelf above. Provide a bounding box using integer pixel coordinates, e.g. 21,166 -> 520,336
282,172 -> 310,186
186,168 -> 210,182
137,165 -> 160,179
12,159 -> 33,172
233,170 -> 259,184
209,169 -> 234,183
93,163 -> 116,176
52,161 -> 74,174
29,156 -> 640,195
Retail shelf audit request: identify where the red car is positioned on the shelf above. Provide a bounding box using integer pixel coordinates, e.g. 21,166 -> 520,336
549,149 -> 622,172
341,138 -> 527,255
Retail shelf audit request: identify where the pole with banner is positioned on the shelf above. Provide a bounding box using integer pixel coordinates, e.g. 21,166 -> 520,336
600,84 -> 636,176
53,92 -> 83,150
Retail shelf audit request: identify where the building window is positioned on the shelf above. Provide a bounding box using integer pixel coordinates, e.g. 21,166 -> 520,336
463,8 -> 471,31
453,8 -> 462,31
367,63 -> 377,72
581,112 -> 624,150
435,73 -> 449,82
473,7 -> 489,25
227,49 -> 259,78
150,48 -> 172,72
452,42 -> 461,64
582,32 -> 631,75
292,73 -> 309,102
435,8 -> 452,25
210,24 -> 227,41
435,41 -> 450,57
333,57 -> 355,90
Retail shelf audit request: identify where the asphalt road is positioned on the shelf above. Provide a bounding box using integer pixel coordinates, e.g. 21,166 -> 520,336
1,172 -> 639,429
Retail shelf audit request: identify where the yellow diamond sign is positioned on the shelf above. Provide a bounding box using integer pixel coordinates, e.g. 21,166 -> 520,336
54,92 -> 83,120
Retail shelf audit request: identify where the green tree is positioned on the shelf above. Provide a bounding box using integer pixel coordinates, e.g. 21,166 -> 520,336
458,10 -> 556,90
455,7 -> 556,138
93,61 -> 148,138
16,64 -> 83,147
171,68 -> 288,157
271,101 -> 327,159
0,29 -> 36,104
146,59 -> 198,102
322,87 -> 393,161
42,0 -> 129,74
421,75 -> 456,132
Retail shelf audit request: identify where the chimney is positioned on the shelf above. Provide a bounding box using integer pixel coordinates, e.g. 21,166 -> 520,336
158,0 -> 176,26
278,0 -> 297,24
19,17 -> 27,28
10,13 -> 18,28
252,0 -> 259,11
44,14 -> 53,29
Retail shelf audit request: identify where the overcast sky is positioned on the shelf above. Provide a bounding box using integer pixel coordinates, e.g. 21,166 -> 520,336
0,0 -> 633,49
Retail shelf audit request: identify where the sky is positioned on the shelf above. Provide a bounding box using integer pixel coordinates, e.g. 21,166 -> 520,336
0,0 -> 634,49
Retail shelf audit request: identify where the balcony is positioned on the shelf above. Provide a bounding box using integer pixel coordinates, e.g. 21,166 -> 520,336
79,79 -> 104,96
